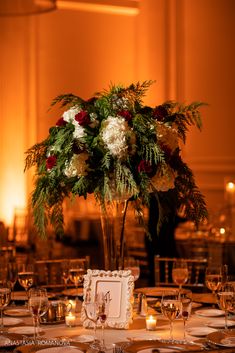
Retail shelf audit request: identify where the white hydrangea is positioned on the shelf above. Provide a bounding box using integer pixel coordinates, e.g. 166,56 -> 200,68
73,124 -> 86,140
63,106 -> 80,123
101,116 -> 129,157
64,152 -> 89,178
156,122 -> 179,152
150,165 -> 176,192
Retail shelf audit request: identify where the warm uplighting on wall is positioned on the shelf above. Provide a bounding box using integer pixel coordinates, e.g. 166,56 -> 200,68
0,0 -> 56,16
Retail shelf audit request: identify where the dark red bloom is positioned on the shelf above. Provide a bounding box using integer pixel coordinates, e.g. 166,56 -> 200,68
137,160 -> 153,174
75,111 -> 91,126
152,105 -> 168,121
46,155 -> 57,170
56,117 -> 67,127
118,110 -> 132,122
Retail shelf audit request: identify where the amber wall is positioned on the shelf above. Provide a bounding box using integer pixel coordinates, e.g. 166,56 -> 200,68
0,0 -> 235,226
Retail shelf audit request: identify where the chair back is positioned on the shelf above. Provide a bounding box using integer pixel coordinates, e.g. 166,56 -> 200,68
154,256 -> 207,289
35,256 -> 90,288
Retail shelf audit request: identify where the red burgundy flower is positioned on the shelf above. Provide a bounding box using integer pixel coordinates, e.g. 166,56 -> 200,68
137,160 -> 153,174
153,105 -> 168,121
46,155 -> 57,170
56,117 -> 67,127
75,111 -> 91,126
118,110 -> 132,122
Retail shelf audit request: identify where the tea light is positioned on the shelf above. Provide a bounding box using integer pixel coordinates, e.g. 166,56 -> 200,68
146,315 -> 157,331
65,312 -> 76,327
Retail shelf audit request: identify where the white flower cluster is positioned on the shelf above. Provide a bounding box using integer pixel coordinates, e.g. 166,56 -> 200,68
101,116 -> 129,158
151,165 -> 176,192
63,107 -> 86,140
156,122 -> 179,152
64,152 -> 89,178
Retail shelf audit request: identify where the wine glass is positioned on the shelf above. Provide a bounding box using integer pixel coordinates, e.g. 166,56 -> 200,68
0,282 -> 11,334
61,260 -> 70,293
161,290 -> 182,341
96,291 -> 111,350
217,283 -> 235,330
18,263 -> 35,306
172,260 -> 189,292
83,296 -> 99,348
205,266 -> 222,304
28,287 -> 49,341
124,257 -> 140,282
180,290 -> 192,341
69,261 -> 85,298
7,262 -> 18,306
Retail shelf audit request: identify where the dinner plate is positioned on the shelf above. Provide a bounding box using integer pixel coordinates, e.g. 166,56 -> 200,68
61,288 -> 83,297
3,317 -> 23,326
0,333 -> 24,348
192,293 -> 216,305
207,329 -> 235,347
8,326 -> 44,335
69,335 -> 94,343
194,308 -> 225,317
206,318 -> 235,328
138,348 -> 178,353
135,287 -> 190,297
186,326 -> 217,337
115,339 -> 202,353
36,347 -> 84,353
4,307 -> 31,317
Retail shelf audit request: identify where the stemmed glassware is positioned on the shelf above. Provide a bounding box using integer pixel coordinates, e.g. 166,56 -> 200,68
217,283 -> 235,330
61,260 -> 70,292
172,260 -> 189,292
0,281 -> 11,334
161,290 -> 182,341
18,263 -> 35,306
7,262 -> 18,306
180,290 -> 192,341
205,266 -> 222,304
96,291 -> 111,350
28,287 -> 49,341
124,257 -> 140,282
84,297 -> 99,347
69,261 -> 85,294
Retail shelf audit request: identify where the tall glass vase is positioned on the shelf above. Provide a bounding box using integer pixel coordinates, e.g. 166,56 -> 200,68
100,199 -> 128,271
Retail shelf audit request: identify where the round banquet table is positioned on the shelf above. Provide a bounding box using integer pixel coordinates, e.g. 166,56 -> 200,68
1,294 -> 235,353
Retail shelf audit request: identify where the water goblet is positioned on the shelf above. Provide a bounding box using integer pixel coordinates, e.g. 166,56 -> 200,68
69,261 -> 85,297
217,283 -> 235,330
172,260 -> 189,292
83,299 -> 99,348
18,263 -> 35,306
124,257 -> 140,282
7,262 -> 18,306
205,266 -> 222,304
161,289 -> 181,341
180,290 -> 192,341
0,281 -> 11,335
28,287 -> 49,341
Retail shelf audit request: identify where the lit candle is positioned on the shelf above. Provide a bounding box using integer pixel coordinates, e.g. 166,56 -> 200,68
225,181 -> 235,206
146,315 -> 157,331
65,312 -> 76,327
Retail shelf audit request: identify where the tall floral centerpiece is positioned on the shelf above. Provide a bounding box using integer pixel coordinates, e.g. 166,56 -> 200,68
25,81 -> 208,270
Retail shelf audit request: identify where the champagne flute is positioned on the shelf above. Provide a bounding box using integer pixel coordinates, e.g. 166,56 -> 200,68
96,291 -> 111,350
0,282 -> 11,334
161,290 -> 181,341
18,263 -> 35,306
172,260 -> 189,292
217,283 -> 235,330
7,262 -> 18,306
180,290 -> 192,341
124,257 -> 140,282
205,266 -> 222,304
28,287 -> 49,341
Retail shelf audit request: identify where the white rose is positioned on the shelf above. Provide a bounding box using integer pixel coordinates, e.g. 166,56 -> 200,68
150,165 -> 176,192
63,106 -> 81,123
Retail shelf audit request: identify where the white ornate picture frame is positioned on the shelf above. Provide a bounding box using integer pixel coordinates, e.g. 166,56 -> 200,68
81,269 -> 134,329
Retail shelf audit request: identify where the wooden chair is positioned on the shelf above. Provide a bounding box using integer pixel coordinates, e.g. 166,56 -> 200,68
35,256 -> 90,289
154,256 -> 208,290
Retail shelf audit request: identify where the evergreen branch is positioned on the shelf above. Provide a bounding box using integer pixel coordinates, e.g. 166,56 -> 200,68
50,94 -> 84,109
24,142 -> 47,171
